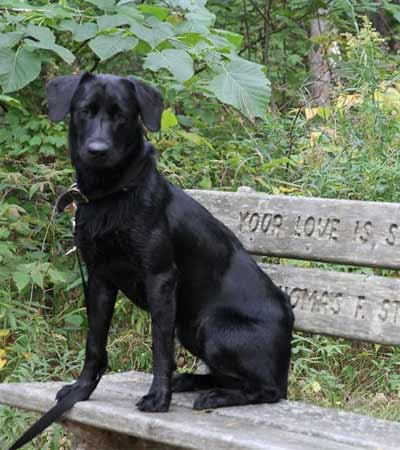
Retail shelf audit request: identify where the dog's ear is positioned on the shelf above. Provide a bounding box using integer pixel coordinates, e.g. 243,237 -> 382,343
46,72 -> 91,122
127,77 -> 163,132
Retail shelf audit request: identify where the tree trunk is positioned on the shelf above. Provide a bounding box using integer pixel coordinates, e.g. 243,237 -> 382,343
309,9 -> 331,106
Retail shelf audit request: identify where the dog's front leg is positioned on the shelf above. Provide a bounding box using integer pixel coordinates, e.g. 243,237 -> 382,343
56,273 -> 117,402
137,266 -> 177,412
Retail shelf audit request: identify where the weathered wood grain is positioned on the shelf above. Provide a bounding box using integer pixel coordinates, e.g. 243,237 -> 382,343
262,264 -> 400,345
1,371 -> 399,450
187,189 -> 400,269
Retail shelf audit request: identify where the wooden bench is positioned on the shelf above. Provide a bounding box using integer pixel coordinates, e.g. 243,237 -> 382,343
1,187 -> 400,450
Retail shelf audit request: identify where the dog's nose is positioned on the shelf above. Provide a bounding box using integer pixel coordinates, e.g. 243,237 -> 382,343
87,141 -> 110,157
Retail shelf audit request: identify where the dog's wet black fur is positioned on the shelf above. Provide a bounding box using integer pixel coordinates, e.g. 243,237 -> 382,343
9,73 -> 294,449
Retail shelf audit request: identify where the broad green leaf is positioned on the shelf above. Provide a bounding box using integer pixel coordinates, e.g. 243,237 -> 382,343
42,6 -> 73,19
0,48 -> 14,75
138,5 -> 169,20
0,227 -> 10,239
208,57 -> 270,119
131,18 -> 174,48
31,268 -> 44,289
65,314 -> 84,328
176,32 -> 209,47
0,242 -> 14,257
199,174 -> 212,189
58,19 -> 77,33
0,32 -> 24,48
186,8 -> 215,27
177,130 -> 213,148
85,0 -> 116,9
214,30 -> 243,48
144,49 -> 193,82
89,32 -> 138,60
48,267 -> 67,285
97,14 -> 133,30
73,23 -> 98,42
165,0 -> 207,10
174,4 -> 215,33
114,5 -> 144,21
26,39 -> 75,64
0,47 -> 41,93
26,24 -> 55,43
161,108 -> 178,130
59,20 -> 98,42
13,272 -> 30,292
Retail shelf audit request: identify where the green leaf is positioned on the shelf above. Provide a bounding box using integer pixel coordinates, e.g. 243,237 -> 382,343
97,14 -> 133,30
13,272 -> 30,293
208,57 -> 270,119
199,174 -> 212,189
22,24 -> 75,64
48,267 -> 67,285
0,95 -> 23,111
26,24 -> 55,43
161,108 -> 178,130
59,20 -> 98,42
89,32 -> 138,61
131,18 -> 174,48
165,0 -> 208,10
214,30 -> 243,48
144,49 -> 193,82
0,32 -> 24,48
114,5 -> 144,21
58,19 -> 77,33
73,23 -> 98,42
137,5 -> 169,20
29,182 -> 41,199
65,314 -> 84,328
0,46 -> 41,93
31,268 -> 44,289
85,0 -> 116,9
26,39 -> 75,64
0,242 -> 14,257
177,130 -> 213,148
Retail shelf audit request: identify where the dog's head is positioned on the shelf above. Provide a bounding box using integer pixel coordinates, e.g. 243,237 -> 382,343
46,73 -> 163,168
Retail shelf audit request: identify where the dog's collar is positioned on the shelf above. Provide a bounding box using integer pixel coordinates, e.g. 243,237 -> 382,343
55,183 -> 88,213
55,181 -> 142,213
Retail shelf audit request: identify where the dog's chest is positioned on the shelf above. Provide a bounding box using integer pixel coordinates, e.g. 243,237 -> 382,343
76,227 -> 146,281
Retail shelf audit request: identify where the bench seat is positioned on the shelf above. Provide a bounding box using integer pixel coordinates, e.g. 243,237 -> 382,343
1,370 -> 399,450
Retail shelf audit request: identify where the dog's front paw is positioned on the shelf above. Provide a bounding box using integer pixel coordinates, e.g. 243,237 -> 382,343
56,382 -> 79,401
55,379 -> 96,402
137,390 -> 171,412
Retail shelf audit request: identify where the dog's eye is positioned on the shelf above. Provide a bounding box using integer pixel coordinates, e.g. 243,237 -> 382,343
80,108 -> 92,118
114,111 -> 127,123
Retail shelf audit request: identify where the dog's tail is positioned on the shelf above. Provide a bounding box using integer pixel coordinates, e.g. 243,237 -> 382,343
8,382 -> 96,450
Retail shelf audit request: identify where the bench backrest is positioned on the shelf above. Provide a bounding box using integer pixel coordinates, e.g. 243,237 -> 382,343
187,188 -> 400,346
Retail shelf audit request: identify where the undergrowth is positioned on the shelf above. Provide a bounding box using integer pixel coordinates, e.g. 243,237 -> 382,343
1,19 -> 400,450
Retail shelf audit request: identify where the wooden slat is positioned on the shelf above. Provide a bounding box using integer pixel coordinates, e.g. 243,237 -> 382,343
187,189 -> 400,269
2,372 -> 400,450
261,263 -> 400,345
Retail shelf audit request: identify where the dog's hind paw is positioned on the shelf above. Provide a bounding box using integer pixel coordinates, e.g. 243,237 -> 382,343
136,390 -> 171,412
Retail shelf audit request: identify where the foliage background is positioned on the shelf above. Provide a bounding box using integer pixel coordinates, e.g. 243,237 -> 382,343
1,0 -> 400,448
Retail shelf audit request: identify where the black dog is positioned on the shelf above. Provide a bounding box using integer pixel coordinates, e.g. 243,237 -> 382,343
9,73 -> 294,449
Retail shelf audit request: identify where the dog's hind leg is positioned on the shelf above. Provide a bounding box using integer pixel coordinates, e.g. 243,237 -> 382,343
192,316 -> 291,410
172,373 -> 215,392
193,384 -> 281,410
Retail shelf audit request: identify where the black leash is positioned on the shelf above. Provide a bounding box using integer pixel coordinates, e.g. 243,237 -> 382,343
8,185 -> 91,450
76,249 -> 88,303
